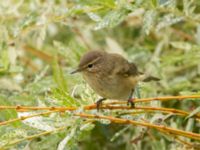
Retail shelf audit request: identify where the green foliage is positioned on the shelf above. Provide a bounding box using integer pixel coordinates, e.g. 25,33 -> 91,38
0,0 -> 200,150
0,95 -> 20,127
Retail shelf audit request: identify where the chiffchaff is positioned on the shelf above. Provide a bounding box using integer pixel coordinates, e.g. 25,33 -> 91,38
71,51 -> 159,110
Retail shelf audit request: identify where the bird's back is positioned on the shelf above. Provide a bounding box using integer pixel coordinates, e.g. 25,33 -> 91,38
107,53 -> 139,77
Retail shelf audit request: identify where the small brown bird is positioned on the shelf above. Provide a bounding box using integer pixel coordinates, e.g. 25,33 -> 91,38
71,50 -> 159,110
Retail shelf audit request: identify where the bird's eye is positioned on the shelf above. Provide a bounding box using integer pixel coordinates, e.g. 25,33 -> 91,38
87,64 -> 93,68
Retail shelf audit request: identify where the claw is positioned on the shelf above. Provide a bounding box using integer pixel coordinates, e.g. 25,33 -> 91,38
96,98 -> 106,111
96,101 -> 102,111
127,89 -> 135,108
127,98 -> 135,108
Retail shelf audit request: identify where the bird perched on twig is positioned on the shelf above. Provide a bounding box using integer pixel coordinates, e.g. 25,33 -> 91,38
71,50 -> 159,110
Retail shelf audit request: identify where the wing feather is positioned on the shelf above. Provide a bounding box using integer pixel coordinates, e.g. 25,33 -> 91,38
109,53 -> 139,77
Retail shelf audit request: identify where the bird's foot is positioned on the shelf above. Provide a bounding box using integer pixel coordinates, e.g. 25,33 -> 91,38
96,98 -> 106,111
127,98 -> 135,108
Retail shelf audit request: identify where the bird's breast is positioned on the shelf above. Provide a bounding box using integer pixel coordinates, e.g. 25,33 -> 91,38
82,72 -> 138,100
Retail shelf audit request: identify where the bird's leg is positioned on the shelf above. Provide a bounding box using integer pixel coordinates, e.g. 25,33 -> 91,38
96,98 -> 106,111
127,89 -> 135,108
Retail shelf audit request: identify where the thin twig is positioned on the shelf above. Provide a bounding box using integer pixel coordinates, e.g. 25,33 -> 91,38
1,126 -> 66,149
75,113 -> 200,141
2,111 -> 200,149
1,105 -> 200,127
0,110 -> 59,126
1,105 -> 199,120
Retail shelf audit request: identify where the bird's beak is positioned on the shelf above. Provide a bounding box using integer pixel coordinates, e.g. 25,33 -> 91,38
70,68 -> 82,74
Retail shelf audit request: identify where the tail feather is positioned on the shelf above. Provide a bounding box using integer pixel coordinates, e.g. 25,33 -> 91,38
143,76 -> 160,82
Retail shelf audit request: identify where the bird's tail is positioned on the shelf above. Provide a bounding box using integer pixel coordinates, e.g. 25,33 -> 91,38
142,76 -> 160,82
137,73 -> 160,82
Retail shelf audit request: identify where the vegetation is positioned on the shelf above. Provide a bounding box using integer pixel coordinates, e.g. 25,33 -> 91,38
0,0 -> 200,149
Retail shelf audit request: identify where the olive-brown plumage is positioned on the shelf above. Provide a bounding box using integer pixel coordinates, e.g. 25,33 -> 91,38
71,50 -> 159,109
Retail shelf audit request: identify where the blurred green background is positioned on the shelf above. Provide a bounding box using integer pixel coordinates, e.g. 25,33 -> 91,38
0,0 -> 200,149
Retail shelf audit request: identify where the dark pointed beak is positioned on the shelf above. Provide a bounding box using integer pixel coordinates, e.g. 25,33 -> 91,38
70,68 -> 82,74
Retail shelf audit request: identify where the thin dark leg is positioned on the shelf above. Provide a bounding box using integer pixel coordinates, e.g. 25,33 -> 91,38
96,98 -> 106,111
127,89 -> 135,108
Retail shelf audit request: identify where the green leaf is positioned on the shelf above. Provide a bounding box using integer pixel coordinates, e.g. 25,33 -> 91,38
57,127 -> 77,150
0,42 -> 9,74
185,118 -> 194,132
151,0 -> 158,7
0,95 -> 20,127
19,12 -> 38,30
79,0 -> 115,8
183,0 -> 195,16
52,57 -> 68,92
51,88 -> 79,106
156,14 -> 184,31
110,126 -> 129,142
170,41 -> 192,51
142,10 -> 157,35
185,106 -> 200,120
87,12 -> 102,22
94,9 -> 128,30
80,122 -> 95,131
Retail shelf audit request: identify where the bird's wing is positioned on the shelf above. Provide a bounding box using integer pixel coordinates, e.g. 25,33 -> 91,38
110,53 -> 140,77
109,54 -> 160,81
125,63 -> 141,76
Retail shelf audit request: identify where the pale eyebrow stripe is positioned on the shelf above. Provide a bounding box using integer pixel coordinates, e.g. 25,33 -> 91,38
83,57 -> 101,68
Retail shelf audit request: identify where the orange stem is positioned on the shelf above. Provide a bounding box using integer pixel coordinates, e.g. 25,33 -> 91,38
75,113 -> 200,141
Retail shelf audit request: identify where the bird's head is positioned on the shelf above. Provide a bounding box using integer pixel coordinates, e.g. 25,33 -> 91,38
71,51 -> 105,74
